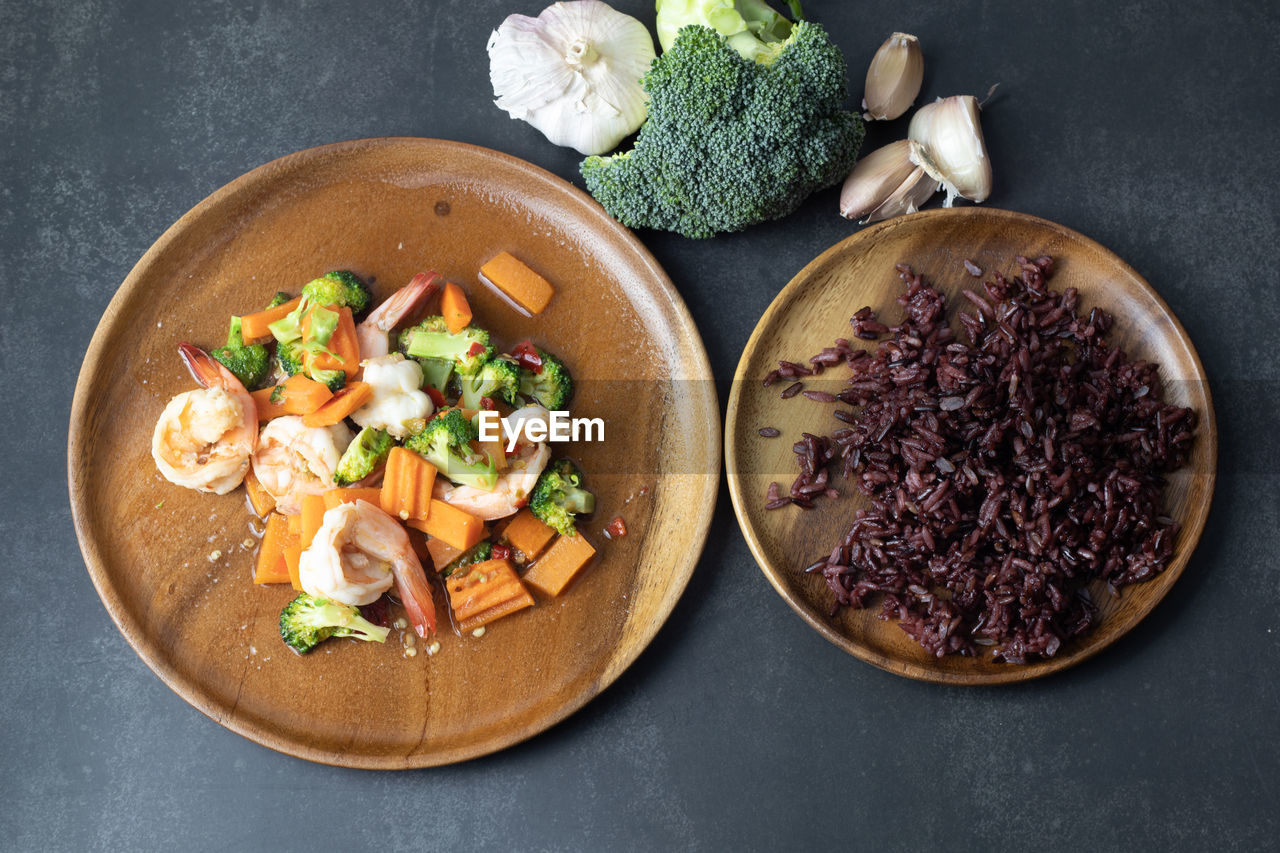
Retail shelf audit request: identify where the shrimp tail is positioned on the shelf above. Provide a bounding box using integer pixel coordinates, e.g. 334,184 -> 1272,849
391,559 -> 438,638
179,342 -> 248,393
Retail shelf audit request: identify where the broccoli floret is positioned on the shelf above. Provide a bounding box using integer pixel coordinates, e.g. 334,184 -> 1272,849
310,367 -> 347,392
656,0 -> 804,63
211,316 -> 271,390
275,340 -> 345,390
460,355 -> 521,410
529,459 -> 596,536
580,21 -> 863,239
441,540 -> 493,577
403,317 -> 493,376
279,593 -> 390,654
404,409 -> 498,490
518,349 -> 573,410
276,340 -> 305,377
335,427 -> 395,487
395,327 -> 456,393
266,291 -> 293,309
300,270 -> 372,315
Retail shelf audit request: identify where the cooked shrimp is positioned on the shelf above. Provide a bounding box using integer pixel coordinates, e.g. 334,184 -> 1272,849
356,271 -> 442,360
298,500 -> 437,636
251,416 -> 353,514
151,343 -> 258,494
435,406 -> 553,520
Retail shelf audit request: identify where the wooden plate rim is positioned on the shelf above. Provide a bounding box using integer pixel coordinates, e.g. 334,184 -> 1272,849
725,206 -> 1217,685
68,137 -> 721,765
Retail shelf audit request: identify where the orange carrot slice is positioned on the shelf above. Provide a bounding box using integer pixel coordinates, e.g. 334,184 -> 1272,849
502,508 -> 556,560
284,513 -> 304,591
306,306 -> 361,379
479,251 -> 554,315
301,381 -> 372,427
323,488 -> 383,511
299,493 -> 327,551
244,468 -> 276,517
441,281 -> 473,334
406,500 -> 486,552
522,533 -> 596,598
253,513 -> 293,584
425,536 -> 464,573
250,374 -> 333,421
240,297 -> 302,343
446,558 -> 534,632
380,447 -> 437,522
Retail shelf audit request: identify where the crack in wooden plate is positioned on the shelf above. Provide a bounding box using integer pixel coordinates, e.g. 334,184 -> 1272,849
726,208 -> 1215,685
68,138 -> 720,766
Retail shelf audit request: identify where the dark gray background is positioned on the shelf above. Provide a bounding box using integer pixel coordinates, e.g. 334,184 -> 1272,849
5,0 -> 1278,850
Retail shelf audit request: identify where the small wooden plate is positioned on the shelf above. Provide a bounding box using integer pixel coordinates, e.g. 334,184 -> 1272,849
726,208 -> 1216,685
68,138 -> 720,766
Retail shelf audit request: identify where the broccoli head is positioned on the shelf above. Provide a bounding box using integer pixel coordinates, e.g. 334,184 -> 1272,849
529,459 -> 596,536
265,291 -> 293,309
275,339 -> 346,391
580,21 -> 864,239
335,427 -> 395,487
211,316 -> 271,390
404,408 -> 498,490
403,317 -> 493,376
280,593 -> 390,654
517,349 -> 573,410
461,355 -> 521,410
440,540 -> 493,577
301,270 -> 372,315
656,0 -> 804,63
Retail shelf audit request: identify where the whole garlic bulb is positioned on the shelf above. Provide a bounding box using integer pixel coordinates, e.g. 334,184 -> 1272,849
487,1 -> 656,156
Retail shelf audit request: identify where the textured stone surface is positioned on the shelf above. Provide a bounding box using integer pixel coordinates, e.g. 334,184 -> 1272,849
4,0 -> 1277,849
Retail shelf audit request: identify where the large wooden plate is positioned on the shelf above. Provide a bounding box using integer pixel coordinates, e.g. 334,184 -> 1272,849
69,138 -> 719,766
726,208 -> 1215,685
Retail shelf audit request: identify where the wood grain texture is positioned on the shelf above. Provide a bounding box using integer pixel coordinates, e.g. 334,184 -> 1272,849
67,139 -> 720,766
726,208 -> 1216,685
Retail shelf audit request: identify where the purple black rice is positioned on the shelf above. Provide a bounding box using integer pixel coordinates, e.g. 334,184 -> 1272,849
771,256 -> 1196,663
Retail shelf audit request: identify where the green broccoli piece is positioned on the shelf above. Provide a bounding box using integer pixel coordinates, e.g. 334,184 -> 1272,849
274,340 -> 345,391
460,355 -> 521,410
404,409 -> 498,490
211,316 -> 271,390
309,367 -> 347,392
335,427 -> 395,487
300,270 -> 372,315
396,327 -> 456,392
266,291 -> 293,309
529,459 -> 596,536
279,593 -> 390,654
518,349 -> 573,410
656,0 -> 804,63
440,540 -> 493,577
403,317 -> 493,376
276,340 -> 305,377
580,21 -> 863,239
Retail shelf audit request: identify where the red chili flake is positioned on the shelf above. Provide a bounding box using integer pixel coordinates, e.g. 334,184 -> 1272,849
358,596 -> 390,627
466,342 -> 487,358
491,543 -> 511,561
479,396 -> 496,410
511,339 -> 543,374
425,386 -> 445,407
605,516 -> 627,538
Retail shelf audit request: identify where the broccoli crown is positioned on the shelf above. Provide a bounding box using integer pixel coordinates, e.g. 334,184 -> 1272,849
276,340 -> 305,377
579,21 -> 863,239
279,593 -> 390,654
441,540 -> 493,577
404,409 -> 498,490
335,427 -> 395,487
211,316 -> 271,390
518,349 -> 573,410
403,317 -> 493,375
266,291 -> 293,309
461,355 -> 521,410
655,0 -> 802,63
529,458 -> 597,536
300,270 -> 372,315
275,340 -> 345,391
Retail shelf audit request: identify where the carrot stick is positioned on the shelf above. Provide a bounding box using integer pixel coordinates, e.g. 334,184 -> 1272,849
301,381 -> 372,427
299,494 -> 327,551
446,558 -> 534,631
405,500 -> 486,552
425,536 -> 464,573
250,374 -> 333,421
306,306 -> 361,379
323,487 -> 383,511
502,508 -> 556,560
522,533 -> 596,598
244,468 -> 276,517
284,513 -> 304,591
380,447 -> 437,522
240,297 -> 302,342
478,251 -> 555,315
441,281 -> 473,334
253,513 -> 293,584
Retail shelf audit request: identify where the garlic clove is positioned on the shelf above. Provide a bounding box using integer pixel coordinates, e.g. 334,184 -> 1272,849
907,95 -> 992,206
488,1 -> 656,156
863,158 -> 939,223
862,32 -> 923,121
839,139 -> 918,220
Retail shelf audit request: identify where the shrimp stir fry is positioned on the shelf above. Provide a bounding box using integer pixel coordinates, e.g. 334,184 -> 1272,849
299,500 -> 437,636
251,416 -> 352,515
152,344 -> 258,494
435,405 -> 552,520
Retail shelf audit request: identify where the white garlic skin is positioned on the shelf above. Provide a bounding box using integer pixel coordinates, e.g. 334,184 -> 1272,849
839,139 -> 918,220
908,95 -> 992,206
862,32 -> 923,121
487,1 -> 656,156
